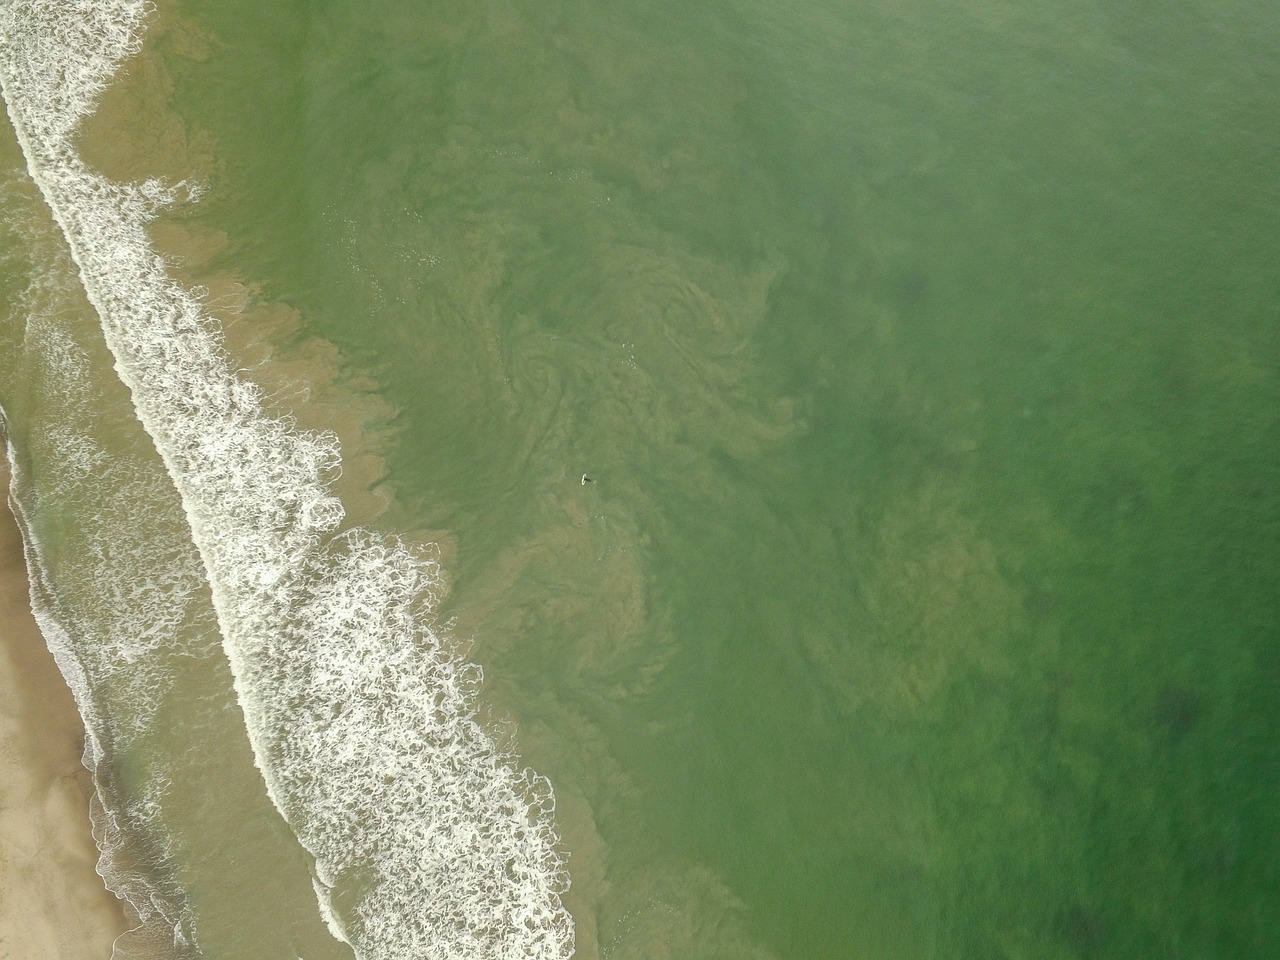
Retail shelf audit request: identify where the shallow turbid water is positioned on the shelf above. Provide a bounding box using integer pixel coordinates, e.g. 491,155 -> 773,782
1,0 -> 1278,958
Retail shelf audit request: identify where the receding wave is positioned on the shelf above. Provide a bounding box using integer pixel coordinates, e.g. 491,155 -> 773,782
3,416 -> 201,958
0,2 -> 574,958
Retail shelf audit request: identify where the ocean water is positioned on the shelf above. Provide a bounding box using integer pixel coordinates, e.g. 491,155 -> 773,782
1,0 -> 1278,958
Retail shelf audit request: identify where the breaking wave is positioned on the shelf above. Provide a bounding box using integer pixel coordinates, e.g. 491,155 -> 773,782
0,2 -> 574,958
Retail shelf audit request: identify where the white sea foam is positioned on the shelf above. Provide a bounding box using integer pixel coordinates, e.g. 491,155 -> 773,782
4,428 -> 197,958
0,3 -> 574,958
3,133 -> 209,960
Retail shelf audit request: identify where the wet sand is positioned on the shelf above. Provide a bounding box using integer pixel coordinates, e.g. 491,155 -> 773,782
0,461 -> 130,959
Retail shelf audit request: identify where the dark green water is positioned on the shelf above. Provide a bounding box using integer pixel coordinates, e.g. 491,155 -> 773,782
46,0 -> 1280,956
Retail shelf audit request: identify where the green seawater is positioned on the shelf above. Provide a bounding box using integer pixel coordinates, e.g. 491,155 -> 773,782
58,0 -> 1280,956
0,88 -> 358,960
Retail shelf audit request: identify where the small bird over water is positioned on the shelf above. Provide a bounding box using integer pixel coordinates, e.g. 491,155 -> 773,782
581,474 -> 592,485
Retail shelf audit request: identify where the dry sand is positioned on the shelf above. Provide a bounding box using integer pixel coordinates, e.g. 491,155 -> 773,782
0,461 -> 130,959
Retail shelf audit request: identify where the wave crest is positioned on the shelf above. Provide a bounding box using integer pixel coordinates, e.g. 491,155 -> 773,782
0,2 -> 575,957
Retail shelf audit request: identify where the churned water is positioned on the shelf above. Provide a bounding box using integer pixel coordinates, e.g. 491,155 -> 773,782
1,0 -> 1277,958
1,3 -> 569,958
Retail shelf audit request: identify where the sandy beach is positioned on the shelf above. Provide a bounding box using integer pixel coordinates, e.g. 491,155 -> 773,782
0,461 -> 130,959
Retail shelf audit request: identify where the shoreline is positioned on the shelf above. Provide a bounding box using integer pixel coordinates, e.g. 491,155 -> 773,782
0,459 -> 131,959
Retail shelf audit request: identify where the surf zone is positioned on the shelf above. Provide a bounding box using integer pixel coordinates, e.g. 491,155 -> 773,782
0,3 -> 575,958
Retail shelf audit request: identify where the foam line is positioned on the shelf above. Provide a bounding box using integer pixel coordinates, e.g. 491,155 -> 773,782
4,420 -> 195,956
0,3 -> 574,957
